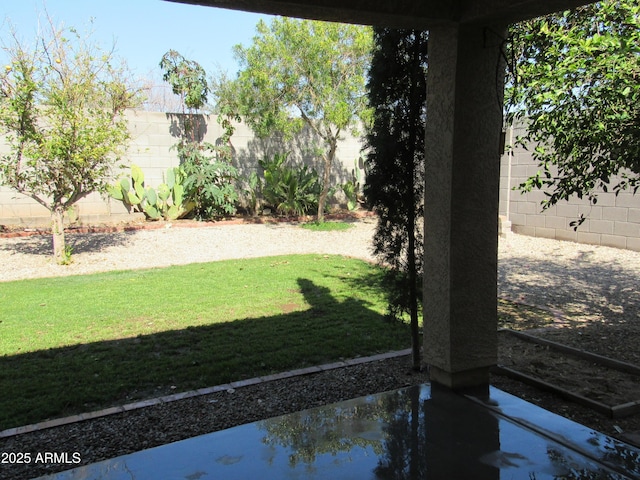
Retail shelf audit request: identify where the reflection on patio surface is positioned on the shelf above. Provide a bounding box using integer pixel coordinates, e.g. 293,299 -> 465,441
37,384 -> 640,479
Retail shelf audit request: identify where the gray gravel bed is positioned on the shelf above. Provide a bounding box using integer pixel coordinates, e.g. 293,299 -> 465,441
0,220 -> 378,282
498,233 -> 640,325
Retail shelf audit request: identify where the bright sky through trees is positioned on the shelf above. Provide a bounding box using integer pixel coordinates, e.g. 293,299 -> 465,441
1,0 -> 272,77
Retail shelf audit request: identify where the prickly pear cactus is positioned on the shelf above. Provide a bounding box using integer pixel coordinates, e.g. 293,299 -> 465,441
109,165 -> 193,221
157,184 -> 171,202
143,203 -> 161,220
166,168 -> 176,190
146,187 -> 158,206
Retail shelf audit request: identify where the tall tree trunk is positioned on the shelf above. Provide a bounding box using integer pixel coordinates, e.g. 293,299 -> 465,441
408,211 -> 421,370
317,140 -> 337,222
407,30 -> 423,371
51,206 -> 66,264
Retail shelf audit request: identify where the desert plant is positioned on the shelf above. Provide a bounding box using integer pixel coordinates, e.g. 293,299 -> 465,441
178,142 -> 238,219
258,153 -> 322,216
239,170 -> 262,216
108,165 -> 193,221
341,157 -> 365,211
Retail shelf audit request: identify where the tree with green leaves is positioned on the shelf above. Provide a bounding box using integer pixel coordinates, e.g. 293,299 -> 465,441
507,1 -> 640,226
159,49 -> 209,143
159,50 -> 238,219
215,17 -> 372,221
160,50 -> 209,113
364,28 -> 428,370
0,18 -> 140,263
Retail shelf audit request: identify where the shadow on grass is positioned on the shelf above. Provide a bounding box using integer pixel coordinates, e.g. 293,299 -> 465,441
0,231 -> 136,257
0,277 -> 410,431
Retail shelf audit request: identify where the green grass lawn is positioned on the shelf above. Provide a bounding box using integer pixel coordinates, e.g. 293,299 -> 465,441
0,253 -> 555,431
300,220 -> 354,231
0,254 -> 410,430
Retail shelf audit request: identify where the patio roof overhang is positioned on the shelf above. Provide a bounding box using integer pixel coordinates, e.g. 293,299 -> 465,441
165,0 -> 598,392
168,0 -> 594,27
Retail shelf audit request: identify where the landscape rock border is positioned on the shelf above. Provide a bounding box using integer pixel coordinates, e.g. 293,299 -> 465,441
0,211 -> 377,239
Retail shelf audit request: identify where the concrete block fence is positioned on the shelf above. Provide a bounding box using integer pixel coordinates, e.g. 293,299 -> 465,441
0,109 -> 362,227
1,114 -> 638,251
499,125 -> 640,252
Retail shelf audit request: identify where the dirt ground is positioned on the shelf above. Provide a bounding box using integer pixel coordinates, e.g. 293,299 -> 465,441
494,302 -> 640,448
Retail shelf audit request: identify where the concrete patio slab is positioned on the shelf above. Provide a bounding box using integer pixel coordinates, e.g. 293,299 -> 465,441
35,385 -> 640,480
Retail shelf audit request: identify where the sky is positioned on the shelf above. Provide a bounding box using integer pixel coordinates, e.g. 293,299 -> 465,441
1,0 -> 275,79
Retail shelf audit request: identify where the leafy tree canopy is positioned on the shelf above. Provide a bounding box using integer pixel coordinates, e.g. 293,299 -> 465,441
159,49 -> 208,112
507,0 -> 640,224
215,17 -> 372,220
0,16 -> 141,262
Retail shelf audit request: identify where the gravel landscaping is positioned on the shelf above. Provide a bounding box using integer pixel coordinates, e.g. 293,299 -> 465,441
0,219 -> 379,282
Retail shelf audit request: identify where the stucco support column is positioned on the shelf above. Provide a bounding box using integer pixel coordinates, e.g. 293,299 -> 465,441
423,22 -> 507,390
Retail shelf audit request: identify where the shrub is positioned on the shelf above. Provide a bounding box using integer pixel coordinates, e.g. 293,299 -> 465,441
238,170 -> 262,217
258,153 -> 322,216
340,157 -> 365,211
177,142 -> 238,219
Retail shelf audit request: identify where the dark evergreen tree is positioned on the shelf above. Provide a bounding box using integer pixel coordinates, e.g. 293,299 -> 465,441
364,28 -> 428,370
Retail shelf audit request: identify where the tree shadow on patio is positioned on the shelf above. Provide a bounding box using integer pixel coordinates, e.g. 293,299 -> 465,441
498,248 -> 640,364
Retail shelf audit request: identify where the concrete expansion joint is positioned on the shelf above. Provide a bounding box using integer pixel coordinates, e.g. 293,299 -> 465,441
0,349 -> 412,439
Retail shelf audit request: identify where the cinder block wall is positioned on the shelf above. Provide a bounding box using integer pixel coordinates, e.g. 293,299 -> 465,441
500,125 -> 640,251
5,115 -> 638,251
0,110 -> 363,227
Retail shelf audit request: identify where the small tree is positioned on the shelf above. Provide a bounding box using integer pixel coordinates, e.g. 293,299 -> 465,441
160,50 -> 238,219
0,18 -> 140,263
507,1 -> 640,226
215,17 -> 373,221
364,28 -> 428,370
159,49 -> 208,138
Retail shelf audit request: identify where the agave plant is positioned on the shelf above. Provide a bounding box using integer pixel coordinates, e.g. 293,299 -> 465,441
259,153 -> 322,216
